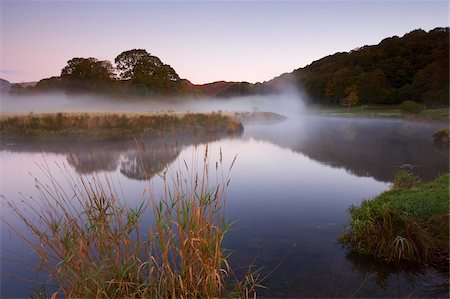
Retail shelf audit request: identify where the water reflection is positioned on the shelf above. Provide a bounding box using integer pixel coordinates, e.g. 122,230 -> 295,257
1,133 -> 236,181
243,116 -> 448,181
345,252 -> 449,298
1,116 -> 448,298
2,117 -> 448,183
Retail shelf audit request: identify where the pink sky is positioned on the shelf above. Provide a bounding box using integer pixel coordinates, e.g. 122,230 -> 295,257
1,1 -> 448,84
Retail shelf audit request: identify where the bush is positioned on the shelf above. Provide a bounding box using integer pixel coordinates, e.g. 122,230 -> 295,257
400,100 -> 424,114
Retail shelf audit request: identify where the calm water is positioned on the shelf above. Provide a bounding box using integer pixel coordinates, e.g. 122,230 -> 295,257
1,116 -> 448,298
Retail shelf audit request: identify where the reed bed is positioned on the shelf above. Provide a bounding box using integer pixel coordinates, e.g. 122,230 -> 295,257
0,112 -> 243,140
6,146 -> 258,298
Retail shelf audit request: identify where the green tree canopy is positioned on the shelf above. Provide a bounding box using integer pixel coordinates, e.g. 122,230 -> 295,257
61,58 -> 115,82
341,85 -> 360,110
114,49 -> 180,87
287,27 -> 449,105
60,57 -> 116,92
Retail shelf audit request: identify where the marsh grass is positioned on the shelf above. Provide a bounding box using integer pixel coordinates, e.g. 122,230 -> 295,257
432,127 -> 449,147
393,170 -> 421,189
340,173 -> 449,265
0,112 -> 243,140
6,145 -> 259,298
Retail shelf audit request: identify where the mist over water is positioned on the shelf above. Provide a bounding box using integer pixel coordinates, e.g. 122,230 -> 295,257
1,89 -> 449,298
0,88 -> 305,116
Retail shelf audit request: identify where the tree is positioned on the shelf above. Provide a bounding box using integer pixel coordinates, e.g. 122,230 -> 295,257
341,85 -> 360,110
60,57 -> 115,92
114,49 -> 179,84
61,58 -> 115,82
357,69 -> 394,104
114,49 -> 181,94
115,49 -> 159,81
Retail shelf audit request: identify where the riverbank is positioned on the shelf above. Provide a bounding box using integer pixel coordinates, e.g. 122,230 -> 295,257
0,112 -> 243,140
340,172 -> 449,268
311,105 -> 449,122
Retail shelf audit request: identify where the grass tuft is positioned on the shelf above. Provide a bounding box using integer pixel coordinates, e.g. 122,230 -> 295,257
340,173 -> 449,265
392,170 -> 420,190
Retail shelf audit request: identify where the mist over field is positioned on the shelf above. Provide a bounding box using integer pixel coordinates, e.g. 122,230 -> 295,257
0,88 -> 306,117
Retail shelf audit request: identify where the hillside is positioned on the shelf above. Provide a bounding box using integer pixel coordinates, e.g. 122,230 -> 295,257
0,78 -> 11,93
281,27 -> 449,106
197,27 -> 450,103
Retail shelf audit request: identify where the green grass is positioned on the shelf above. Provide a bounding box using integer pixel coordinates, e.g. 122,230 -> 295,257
340,172 -> 449,265
6,147 -> 260,298
0,112 -> 244,140
313,105 -> 449,121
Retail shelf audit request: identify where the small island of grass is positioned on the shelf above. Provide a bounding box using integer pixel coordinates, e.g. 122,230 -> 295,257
340,172 -> 449,268
0,112 -> 244,140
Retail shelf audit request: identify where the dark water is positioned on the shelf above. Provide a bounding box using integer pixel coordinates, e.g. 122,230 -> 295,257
1,116 -> 448,298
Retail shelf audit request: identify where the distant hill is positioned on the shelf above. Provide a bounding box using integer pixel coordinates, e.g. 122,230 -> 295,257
267,27 -> 449,106
0,78 -> 11,93
181,80 -> 256,98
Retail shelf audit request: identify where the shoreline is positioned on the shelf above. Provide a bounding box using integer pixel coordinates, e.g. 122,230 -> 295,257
309,105 -> 449,124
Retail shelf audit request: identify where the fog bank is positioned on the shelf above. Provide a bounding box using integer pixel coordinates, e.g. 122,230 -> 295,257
0,88 -> 305,117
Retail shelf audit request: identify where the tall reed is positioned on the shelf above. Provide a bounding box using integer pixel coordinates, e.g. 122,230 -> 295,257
6,145 -> 256,298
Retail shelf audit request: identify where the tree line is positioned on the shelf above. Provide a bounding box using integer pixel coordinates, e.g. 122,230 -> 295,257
11,49 -> 183,96
9,27 -> 450,105
289,27 -> 449,106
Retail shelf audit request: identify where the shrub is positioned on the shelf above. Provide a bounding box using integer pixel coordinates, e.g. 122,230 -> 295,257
400,100 -> 424,114
432,128 -> 449,147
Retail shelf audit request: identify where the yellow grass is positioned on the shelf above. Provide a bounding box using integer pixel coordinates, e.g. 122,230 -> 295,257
0,112 -> 244,140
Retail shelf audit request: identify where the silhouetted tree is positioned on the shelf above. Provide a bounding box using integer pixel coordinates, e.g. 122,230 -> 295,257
115,49 -> 159,81
61,58 -> 115,82
114,49 -> 180,91
60,57 -> 115,92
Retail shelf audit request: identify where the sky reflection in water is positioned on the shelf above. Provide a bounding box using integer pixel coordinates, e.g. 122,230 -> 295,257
1,116 -> 448,298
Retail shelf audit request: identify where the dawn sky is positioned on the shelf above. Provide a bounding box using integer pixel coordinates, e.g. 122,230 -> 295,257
1,0 -> 448,84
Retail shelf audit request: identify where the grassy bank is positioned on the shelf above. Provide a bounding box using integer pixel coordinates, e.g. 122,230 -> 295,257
0,112 -> 243,140
313,105 -> 449,122
340,172 -> 449,266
